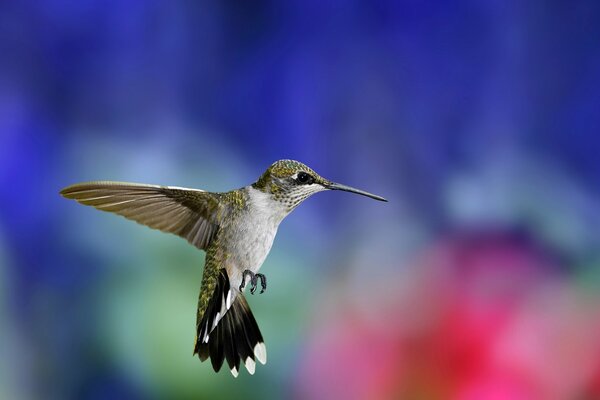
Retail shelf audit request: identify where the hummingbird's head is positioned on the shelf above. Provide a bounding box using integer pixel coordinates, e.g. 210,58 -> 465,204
252,159 -> 387,210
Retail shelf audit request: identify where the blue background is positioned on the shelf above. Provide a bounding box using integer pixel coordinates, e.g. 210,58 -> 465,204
2,1 -> 600,399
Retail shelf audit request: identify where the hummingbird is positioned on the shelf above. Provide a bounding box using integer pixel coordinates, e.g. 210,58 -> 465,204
60,159 -> 386,377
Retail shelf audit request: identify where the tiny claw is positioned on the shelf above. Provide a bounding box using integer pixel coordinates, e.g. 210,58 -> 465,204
240,270 -> 253,292
240,269 -> 267,295
250,273 -> 258,294
256,273 -> 267,294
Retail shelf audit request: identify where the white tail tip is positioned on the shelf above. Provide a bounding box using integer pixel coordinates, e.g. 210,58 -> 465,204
245,357 -> 256,375
254,342 -> 267,365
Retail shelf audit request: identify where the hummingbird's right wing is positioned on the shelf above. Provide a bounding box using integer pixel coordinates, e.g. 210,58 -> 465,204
60,181 -> 223,250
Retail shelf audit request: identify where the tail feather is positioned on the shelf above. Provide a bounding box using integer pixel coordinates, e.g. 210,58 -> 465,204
222,314 -> 239,376
194,269 -> 266,376
208,320 -> 224,372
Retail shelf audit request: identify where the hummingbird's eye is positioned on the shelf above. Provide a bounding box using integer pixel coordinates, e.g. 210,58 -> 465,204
296,171 -> 314,184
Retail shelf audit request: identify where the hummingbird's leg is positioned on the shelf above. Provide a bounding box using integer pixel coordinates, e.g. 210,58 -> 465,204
240,269 -> 257,293
249,273 -> 259,294
240,270 -> 266,294
240,270 -> 251,291
255,274 -> 267,294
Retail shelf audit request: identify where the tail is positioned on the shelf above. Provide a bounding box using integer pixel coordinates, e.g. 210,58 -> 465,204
194,269 -> 267,377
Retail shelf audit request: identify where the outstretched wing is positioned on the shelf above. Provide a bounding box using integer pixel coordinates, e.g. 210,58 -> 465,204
60,181 -> 222,250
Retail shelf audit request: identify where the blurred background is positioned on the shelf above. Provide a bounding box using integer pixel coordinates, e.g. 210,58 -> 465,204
2,1 -> 600,399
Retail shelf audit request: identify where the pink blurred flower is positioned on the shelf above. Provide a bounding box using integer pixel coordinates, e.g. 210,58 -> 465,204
295,231 -> 600,400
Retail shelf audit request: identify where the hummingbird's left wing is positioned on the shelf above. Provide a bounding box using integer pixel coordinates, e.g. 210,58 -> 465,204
60,181 -> 223,250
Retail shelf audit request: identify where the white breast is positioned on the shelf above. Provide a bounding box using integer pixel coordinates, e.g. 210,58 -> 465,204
224,187 -> 289,286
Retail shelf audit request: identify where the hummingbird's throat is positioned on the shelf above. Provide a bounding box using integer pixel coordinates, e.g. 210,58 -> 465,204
271,183 -> 326,210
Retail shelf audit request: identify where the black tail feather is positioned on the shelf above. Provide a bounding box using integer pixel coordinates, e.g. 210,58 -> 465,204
195,269 -> 266,376
209,319 -> 224,372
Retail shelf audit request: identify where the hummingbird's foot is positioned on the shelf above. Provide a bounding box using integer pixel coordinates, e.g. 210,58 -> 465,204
239,270 -> 255,292
255,273 -> 266,294
239,270 -> 267,294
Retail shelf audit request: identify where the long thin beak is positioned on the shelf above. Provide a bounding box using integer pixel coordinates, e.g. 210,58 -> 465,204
324,181 -> 388,202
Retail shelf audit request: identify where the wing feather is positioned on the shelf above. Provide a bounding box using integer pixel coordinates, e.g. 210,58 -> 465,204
60,181 -> 223,250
